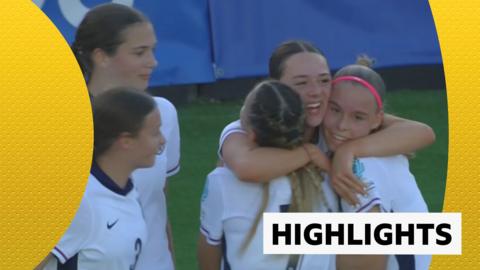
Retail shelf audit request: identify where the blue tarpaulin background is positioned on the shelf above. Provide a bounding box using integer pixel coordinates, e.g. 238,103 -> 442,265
36,0 -> 441,86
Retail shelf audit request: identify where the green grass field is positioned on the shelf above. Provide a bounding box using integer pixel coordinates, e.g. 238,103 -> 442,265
167,89 -> 448,269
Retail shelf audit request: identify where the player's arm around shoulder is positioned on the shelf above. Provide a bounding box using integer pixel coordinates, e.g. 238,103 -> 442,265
331,114 -> 435,204
221,131 -> 316,182
338,114 -> 435,169
378,113 -> 435,154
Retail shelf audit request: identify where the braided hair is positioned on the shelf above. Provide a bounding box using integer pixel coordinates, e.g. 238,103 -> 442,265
240,80 -> 329,251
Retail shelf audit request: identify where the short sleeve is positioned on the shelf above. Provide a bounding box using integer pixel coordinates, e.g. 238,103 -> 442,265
155,97 -> 180,177
341,158 -> 384,213
217,120 -> 246,161
51,197 -> 94,263
199,170 -> 225,245
165,105 -> 180,177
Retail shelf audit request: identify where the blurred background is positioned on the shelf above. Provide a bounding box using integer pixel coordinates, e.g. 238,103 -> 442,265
36,1 -> 447,268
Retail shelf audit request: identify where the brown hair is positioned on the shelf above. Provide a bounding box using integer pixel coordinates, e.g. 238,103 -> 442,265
71,3 -> 149,80
269,40 -> 326,80
92,87 -> 156,158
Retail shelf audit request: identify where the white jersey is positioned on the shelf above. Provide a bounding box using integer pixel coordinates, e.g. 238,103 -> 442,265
217,120 -> 246,163
45,163 -> 147,270
133,97 -> 180,270
200,166 -> 337,270
340,156 -> 431,270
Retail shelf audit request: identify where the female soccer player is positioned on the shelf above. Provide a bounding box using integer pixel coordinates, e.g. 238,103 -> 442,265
71,4 -> 180,269
322,57 -> 431,270
219,40 -> 435,205
198,80 -> 336,270
37,88 -> 164,269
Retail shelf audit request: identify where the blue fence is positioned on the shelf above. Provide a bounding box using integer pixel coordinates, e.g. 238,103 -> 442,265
35,0 -> 441,86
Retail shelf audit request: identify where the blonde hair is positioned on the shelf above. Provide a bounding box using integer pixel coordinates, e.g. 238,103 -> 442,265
240,80 -> 328,252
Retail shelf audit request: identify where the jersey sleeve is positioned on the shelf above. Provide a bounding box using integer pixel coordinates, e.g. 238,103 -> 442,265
51,197 -> 94,264
165,104 -> 180,177
199,170 -> 224,245
341,158 -> 384,213
217,120 -> 246,161
156,97 -> 181,177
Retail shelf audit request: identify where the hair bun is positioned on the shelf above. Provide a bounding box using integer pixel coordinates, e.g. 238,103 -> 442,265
356,54 -> 376,68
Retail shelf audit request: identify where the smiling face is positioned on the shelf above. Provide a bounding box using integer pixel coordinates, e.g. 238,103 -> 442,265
128,108 -> 165,168
322,82 -> 383,152
101,22 -> 158,91
279,52 -> 332,129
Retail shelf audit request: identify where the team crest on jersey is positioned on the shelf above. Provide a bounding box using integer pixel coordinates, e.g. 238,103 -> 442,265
352,158 -> 365,180
353,159 -> 375,191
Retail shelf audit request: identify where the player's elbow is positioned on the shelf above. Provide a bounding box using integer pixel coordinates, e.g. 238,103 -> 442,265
421,123 -> 436,146
427,126 -> 436,144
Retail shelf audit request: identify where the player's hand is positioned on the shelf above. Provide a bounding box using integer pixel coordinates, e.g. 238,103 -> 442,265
330,146 -> 366,205
303,143 -> 331,173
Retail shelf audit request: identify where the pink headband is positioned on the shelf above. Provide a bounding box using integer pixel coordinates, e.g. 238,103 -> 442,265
332,76 -> 383,109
